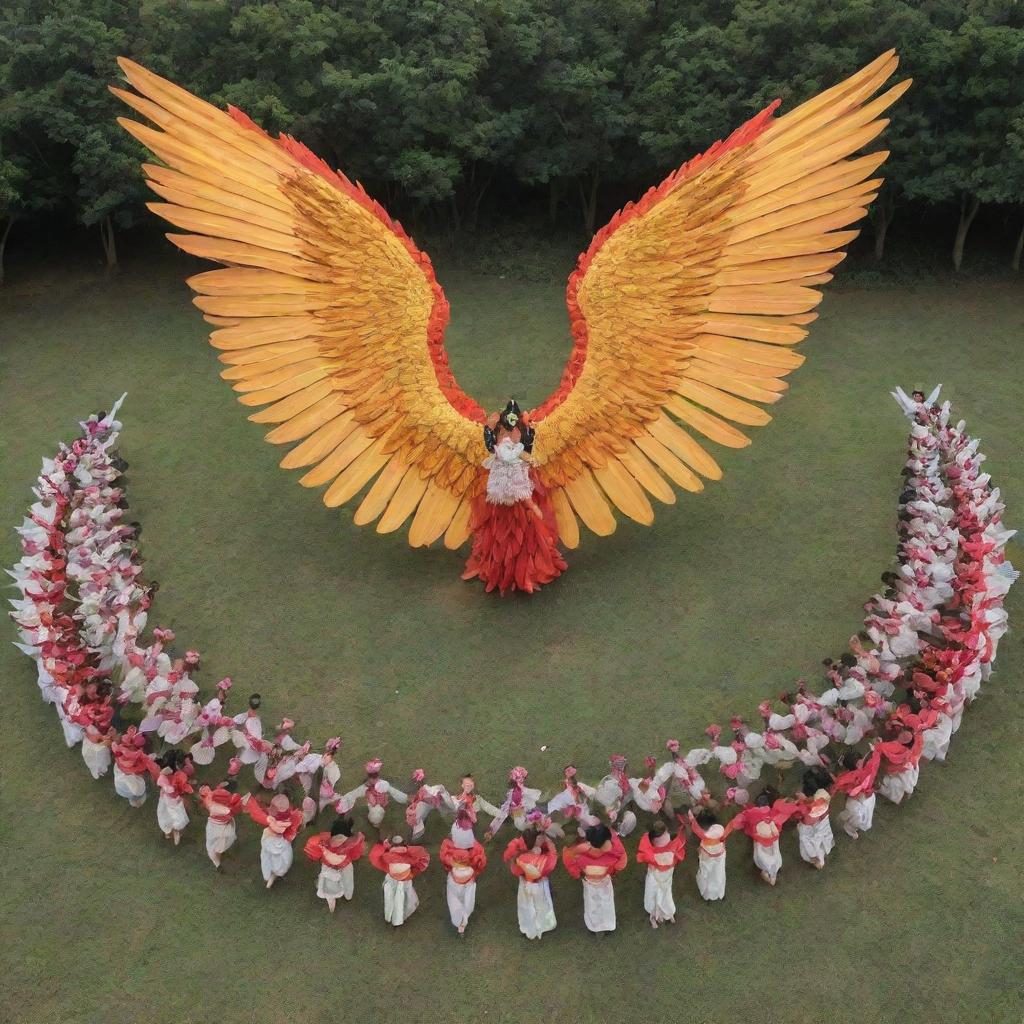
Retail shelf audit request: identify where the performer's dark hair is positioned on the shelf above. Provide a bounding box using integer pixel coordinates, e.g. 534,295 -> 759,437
840,751 -> 860,772
696,809 -> 718,829
648,819 -> 668,840
584,823 -> 612,847
755,786 -> 779,807
331,815 -> 354,837
801,767 -> 832,796
223,778 -> 238,792
249,693 -> 261,709
521,827 -> 539,850
840,653 -> 857,668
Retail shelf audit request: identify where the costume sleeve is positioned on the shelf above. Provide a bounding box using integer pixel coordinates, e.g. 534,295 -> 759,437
687,811 -> 707,841
409,846 -> 430,875
475,794 -> 502,819
347,833 -> 367,862
561,844 -> 583,879
636,834 -> 653,866
503,837 -> 526,870
245,799 -> 270,828
386,782 -> 408,804
439,839 -> 456,872
369,843 -> 388,873
303,833 -> 328,862
609,833 -> 628,873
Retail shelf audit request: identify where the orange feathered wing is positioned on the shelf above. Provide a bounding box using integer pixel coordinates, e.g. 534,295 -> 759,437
112,58 -> 485,550
529,52 -> 909,547
113,52 -> 908,555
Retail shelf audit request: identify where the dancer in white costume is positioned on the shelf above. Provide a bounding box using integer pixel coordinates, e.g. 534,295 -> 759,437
502,828 -> 558,940
561,823 -> 628,934
303,815 -> 366,912
243,792 -> 304,887
832,750 -> 881,840
339,758 -> 408,835
688,809 -> 734,901
369,835 -> 430,927
439,809 -> 487,934
635,820 -> 686,927
198,781 -> 243,868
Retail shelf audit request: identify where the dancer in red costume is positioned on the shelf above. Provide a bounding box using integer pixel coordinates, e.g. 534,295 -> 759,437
462,400 -> 566,595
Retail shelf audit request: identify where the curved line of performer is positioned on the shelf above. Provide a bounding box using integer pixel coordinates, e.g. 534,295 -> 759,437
8,390 -> 1016,935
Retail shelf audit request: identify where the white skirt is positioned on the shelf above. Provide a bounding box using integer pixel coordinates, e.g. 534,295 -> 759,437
113,764 -> 146,804
923,718 -> 953,762
696,852 -> 726,901
205,819 -> 237,858
157,793 -> 188,835
581,876 -> 616,932
260,833 -> 294,881
82,738 -> 111,779
383,876 -> 419,926
753,840 -> 783,882
517,878 -> 556,939
446,875 -> 476,929
60,715 -> 84,749
798,817 -> 835,863
879,766 -> 917,804
838,793 -> 876,835
643,868 -> 675,922
317,863 -> 354,901
367,803 -> 386,827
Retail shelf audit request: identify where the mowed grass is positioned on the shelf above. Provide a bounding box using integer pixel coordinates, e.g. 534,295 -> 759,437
1,246 -> 1022,1024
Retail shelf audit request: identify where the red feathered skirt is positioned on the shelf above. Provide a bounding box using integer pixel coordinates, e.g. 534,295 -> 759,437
462,477 -> 567,595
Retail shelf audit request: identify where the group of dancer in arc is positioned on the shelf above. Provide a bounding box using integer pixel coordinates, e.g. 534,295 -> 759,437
8,388 -> 1017,936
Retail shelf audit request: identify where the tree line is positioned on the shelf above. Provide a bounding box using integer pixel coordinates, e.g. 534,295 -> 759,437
2,0 -> 1023,282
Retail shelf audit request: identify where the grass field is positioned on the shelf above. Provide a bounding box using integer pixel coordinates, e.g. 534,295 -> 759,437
2,245 -> 1022,1024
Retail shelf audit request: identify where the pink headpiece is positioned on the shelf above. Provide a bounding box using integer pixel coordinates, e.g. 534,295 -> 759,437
705,723 -> 722,744
411,768 -> 426,783
563,765 -> 577,779
643,755 -> 657,771
758,700 -> 773,720
609,754 -> 627,771
217,676 -> 232,692
509,766 -> 528,784
365,758 -> 383,775
324,736 -> 342,754
184,649 -> 201,666
152,627 -> 174,644
227,757 -> 242,777
665,738 -> 680,754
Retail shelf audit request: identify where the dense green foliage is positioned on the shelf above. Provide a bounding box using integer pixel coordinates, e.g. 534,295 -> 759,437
2,0 -> 1023,275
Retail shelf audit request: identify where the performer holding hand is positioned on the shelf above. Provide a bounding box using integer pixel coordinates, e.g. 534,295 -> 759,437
243,791 -> 304,888
438,808 -> 487,935
502,828 -> 558,941
369,834 -> 430,927
303,815 -> 366,913
636,820 -> 686,927
562,823 -> 628,934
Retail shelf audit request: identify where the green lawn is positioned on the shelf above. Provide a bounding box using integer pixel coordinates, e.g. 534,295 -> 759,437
1,248 -> 1022,1024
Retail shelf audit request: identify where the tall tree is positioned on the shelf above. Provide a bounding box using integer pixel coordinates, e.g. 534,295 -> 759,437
2,0 -> 150,273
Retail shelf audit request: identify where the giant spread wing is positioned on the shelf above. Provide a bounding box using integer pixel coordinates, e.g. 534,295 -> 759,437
112,59 -> 486,549
530,52 -> 909,547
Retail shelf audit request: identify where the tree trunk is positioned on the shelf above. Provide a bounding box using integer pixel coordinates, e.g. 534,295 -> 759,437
0,214 -> 16,285
548,179 -> 562,226
100,215 -> 119,276
467,167 -> 492,232
951,194 -> 979,272
1012,220 -> 1023,272
870,195 -> 895,260
579,171 -> 600,237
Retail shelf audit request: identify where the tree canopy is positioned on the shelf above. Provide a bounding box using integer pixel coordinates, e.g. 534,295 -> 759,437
1,0 -> 1022,277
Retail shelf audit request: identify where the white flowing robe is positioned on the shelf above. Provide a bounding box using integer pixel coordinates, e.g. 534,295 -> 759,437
517,878 -> 556,939
260,832 -> 294,881
383,874 -> 419,926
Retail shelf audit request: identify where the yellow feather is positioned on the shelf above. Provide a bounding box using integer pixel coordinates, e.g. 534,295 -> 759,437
263,395 -> 349,444
354,456 -> 411,526
648,414 -> 722,480
377,468 -> 429,534
593,458 -> 655,525
616,444 -> 676,504
299,427 -> 372,488
408,483 -> 462,547
563,470 -> 617,536
279,412 -> 356,469
246,380 -> 334,423
665,395 -> 750,449
323,436 -> 391,507
634,435 -> 704,493
443,495 -> 474,550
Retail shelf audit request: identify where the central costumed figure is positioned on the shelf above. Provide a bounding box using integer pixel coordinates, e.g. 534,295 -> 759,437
463,400 -> 566,593
112,53 -> 909,594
